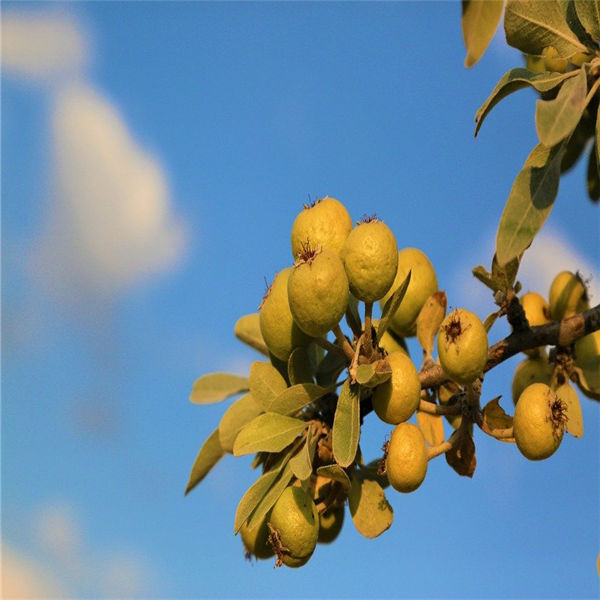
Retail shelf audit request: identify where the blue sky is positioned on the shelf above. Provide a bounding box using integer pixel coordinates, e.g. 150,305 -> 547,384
2,2 -> 599,598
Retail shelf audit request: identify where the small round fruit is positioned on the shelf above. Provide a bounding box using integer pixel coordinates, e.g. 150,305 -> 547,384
372,351 -> 421,424
376,324 -> 409,357
260,268 -> 311,361
548,271 -> 588,320
288,246 -> 349,338
291,196 -> 353,259
379,248 -> 438,337
269,486 -> 319,568
240,514 -> 274,560
513,383 -> 566,460
521,292 -> 550,327
511,356 -> 551,405
341,218 -> 398,303
437,309 -> 488,385
386,422 -> 428,493
318,505 -> 344,544
525,53 -> 545,73
542,46 -> 568,72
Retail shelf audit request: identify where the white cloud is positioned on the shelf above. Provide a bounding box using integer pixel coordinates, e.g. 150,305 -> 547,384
34,502 -> 82,562
1,12 -> 88,83
32,83 -> 186,298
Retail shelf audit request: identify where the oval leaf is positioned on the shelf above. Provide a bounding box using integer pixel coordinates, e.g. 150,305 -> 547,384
233,468 -> 280,534
289,428 -> 316,481
270,383 -> 333,416
355,360 -> 392,388
536,67 -> 587,147
316,464 -> 352,493
417,411 -> 445,447
416,291 -> 447,357
185,428 -> 224,495
496,142 -> 565,267
475,68 -> 579,137
575,0 -> 600,42
246,463 -> 294,530
348,476 -> 393,539
218,393 -> 263,453
287,346 -> 314,385
249,361 -> 288,412
462,0 -> 505,67
555,382 -> 583,438
332,381 -> 361,468
190,373 -> 249,404
504,0 -> 587,57
233,412 -> 307,456
377,270 -> 411,339
483,397 -> 514,431
234,313 -> 268,356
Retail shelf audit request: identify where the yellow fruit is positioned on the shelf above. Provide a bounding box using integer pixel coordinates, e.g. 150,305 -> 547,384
511,356 -> 552,405
521,292 -> 550,327
513,383 -> 566,460
341,218 -> 398,303
378,328 -> 409,357
386,422 -> 428,493
437,309 -> 488,385
291,196 -> 353,259
260,267 -> 311,361
269,486 -> 319,568
549,271 -> 588,320
318,505 -> 344,544
379,248 -> 438,337
543,46 -> 568,72
288,246 -> 349,338
525,53 -> 546,73
569,52 -> 593,67
574,329 -> 600,391
372,351 -> 421,424
240,513 -> 274,560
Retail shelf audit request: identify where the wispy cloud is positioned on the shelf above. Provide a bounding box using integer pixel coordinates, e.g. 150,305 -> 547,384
1,13 -> 88,83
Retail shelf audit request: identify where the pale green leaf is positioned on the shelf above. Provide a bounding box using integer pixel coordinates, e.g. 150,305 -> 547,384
348,476 -> 393,539
332,381 -> 361,468
234,313 -> 268,356
233,412 -> 307,456
555,382 -> 583,438
417,411 -> 445,446
462,0 -> 505,67
246,463 -> 294,530
491,252 -> 522,292
504,0 -> 587,57
316,464 -> 352,493
289,428 -> 316,481
218,393 -> 263,453
496,142 -> 565,266
536,67 -> 587,147
233,469 -> 279,533
574,0 -> 600,42
185,428 -> 224,495
190,373 -> 249,404
475,68 -> 579,136
287,346 -> 314,385
355,360 -> 392,388
377,271 -> 411,340
248,361 -> 288,411
270,383 -> 333,416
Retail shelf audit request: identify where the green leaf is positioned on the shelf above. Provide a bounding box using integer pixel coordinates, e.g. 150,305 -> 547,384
491,252 -> 522,292
462,0 -> 505,67
218,393 -> 263,453
270,383 -> 333,416
574,0 -> 600,42
233,468 -> 279,534
184,428 -> 225,495
377,270 -> 411,340
316,464 -> 352,493
289,427 -> 317,481
233,412 -> 307,456
287,346 -> 314,385
348,476 -> 393,539
316,350 -> 348,387
234,313 -> 268,356
246,463 -> 294,530
504,0 -> 588,57
248,361 -> 288,411
355,360 -> 392,388
555,382 -> 583,438
535,67 -> 587,147
496,142 -> 565,266
332,381 -> 360,468
587,142 -> 600,201
475,68 -> 579,137
190,373 -> 249,404
561,110 -> 595,173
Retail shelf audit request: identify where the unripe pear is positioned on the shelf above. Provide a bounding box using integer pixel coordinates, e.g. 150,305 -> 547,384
511,355 -> 552,405
240,513 -> 274,560
548,271 -> 588,320
386,422 -> 428,493
542,46 -> 568,72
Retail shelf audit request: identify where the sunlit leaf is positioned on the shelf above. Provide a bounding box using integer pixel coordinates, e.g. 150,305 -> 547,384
316,464 -> 352,493
572,366 -> 600,400
483,311 -> 500,332
332,381 -> 361,468
504,0 -> 587,57
355,360 -> 392,388
483,397 -> 514,438
475,68 -> 578,136
234,313 -> 268,356
233,412 -> 307,456
289,428 -> 317,481
190,373 -> 249,404
574,0 -> 600,42
287,346 -> 314,385
348,476 -> 393,539
218,393 -> 263,453
234,467 -> 281,534
462,0 -> 505,67
185,428 -> 224,495
246,463 -> 294,530
491,252 -> 522,291
377,271 -> 411,339
417,411 -> 445,446
270,383 -> 332,416
496,142 -> 565,266
248,361 -> 288,412
416,291 -> 447,357
555,382 -> 583,438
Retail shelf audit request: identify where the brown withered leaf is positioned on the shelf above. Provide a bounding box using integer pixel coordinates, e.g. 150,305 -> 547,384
416,291 -> 447,357
416,411 -> 445,447
445,431 -> 476,477
483,397 -> 513,431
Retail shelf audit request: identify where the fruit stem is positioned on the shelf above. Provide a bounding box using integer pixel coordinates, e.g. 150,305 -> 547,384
313,337 -> 348,361
363,302 -> 374,358
332,324 -> 356,362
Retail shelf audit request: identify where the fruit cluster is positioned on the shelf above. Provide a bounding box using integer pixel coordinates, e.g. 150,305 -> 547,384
186,197 -> 598,569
